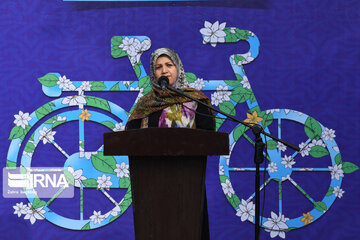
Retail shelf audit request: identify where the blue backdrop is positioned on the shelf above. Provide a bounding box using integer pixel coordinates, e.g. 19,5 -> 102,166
0,0 -> 359,239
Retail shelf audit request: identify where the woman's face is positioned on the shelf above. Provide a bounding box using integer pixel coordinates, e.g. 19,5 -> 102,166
154,55 -> 178,86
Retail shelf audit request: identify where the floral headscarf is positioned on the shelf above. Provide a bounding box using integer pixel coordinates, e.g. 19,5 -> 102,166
150,48 -> 188,89
126,48 -> 211,128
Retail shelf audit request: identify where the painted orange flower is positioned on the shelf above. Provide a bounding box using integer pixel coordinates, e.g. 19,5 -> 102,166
300,212 -> 314,225
244,111 -> 263,124
79,109 -> 91,122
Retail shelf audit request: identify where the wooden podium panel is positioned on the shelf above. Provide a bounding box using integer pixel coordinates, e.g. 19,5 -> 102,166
104,128 -> 229,240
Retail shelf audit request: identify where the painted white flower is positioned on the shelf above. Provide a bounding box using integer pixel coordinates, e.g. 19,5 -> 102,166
266,109 -> 280,114
189,78 -> 205,90
67,166 -> 87,188
299,142 -> 311,157
122,81 -> 131,87
211,91 -> 222,106
267,162 -> 278,173
310,139 -> 326,147
219,165 -> 224,175
240,76 -> 251,89
200,21 -> 226,47
97,174 -> 112,190
113,122 -> 125,132
284,109 -> 291,115
131,87 -> 144,104
13,202 -> 28,217
230,27 -> 236,34
263,212 -> 289,239
216,85 -> 231,101
322,127 -> 336,141
277,142 -> 287,152
333,146 -> 339,152
293,110 -> 303,115
221,179 -> 235,198
119,37 -> 140,55
62,95 -> 87,109
38,126 -> 56,144
236,199 -> 255,222
233,52 -> 255,65
13,111 -> 32,129
114,162 -> 130,178
281,155 -> 295,168
328,164 -> 344,180
90,210 -> 104,225
104,205 -> 121,218
140,39 -> 151,52
24,203 -> 46,224
333,186 -> 345,198
56,116 -> 66,122
57,75 -> 76,90
281,174 -> 291,181
78,81 -> 92,91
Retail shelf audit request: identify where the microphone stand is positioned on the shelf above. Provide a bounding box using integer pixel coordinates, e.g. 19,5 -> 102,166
166,85 -> 300,240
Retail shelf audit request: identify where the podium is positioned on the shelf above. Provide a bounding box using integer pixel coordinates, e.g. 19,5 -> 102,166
104,128 -> 229,240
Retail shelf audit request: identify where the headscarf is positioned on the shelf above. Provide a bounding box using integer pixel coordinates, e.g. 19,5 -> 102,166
126,48 -> 211,128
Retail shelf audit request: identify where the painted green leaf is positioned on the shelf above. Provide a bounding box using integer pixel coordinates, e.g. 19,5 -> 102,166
309,145 -> 329,158
234,73 -> 243,81
334,153 -> 342,165
230,86 -> 252,103
111,46 -> 127,59
234,55 -> 245,65
142,85 -> 152,95
85,96 -> 111,112
6,160 -> 16,169
91,152 -> 117,174
225,79 -> 241,87
215,117 -> 224,131
262,113 -> 273,129
8,125 -> 28,140
249,106 -> 261,115
342,161 -> 359,174
227,193 -> 241,209
45,116 -> 57,124
63,169 -> 75,186
119,177 -> 130,188
80,141 -> 85,149
111,36 -> 123,46
109,215 -> 121,223
138,76 -> 150,89
235,29 -> 252,40
90,81 -> 106,91
304,117 -> 322,140
24,141 -> 35,153
133,64 -> 141,79
314,201 -> 327,212
82,178 -> 98,188
32,197 -> 46,209
120,199 -> 132,213
249,94 -> 256,104
38,74 -> 59,87
233,125 -> 248,141
224,28 -> 237,42
266,140 -> 277,150
53,119 -> 66,128
110,83 -> 120,91
219,101 -> 236,116
219,175 -> 229,183
81,221 -> 91,230
185,72 -> 197,83
326,187 -> 334,196
101,121 -> 115,130
35,102 -> 55,120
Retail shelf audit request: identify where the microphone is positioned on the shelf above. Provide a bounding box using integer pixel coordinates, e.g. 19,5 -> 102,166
158,76 -> 169,90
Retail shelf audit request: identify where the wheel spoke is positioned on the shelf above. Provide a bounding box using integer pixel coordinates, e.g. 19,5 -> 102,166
247,178 -> 272,202
286,176 -> 315,204
279,181 -> 282,214
46,186 -> 66,206
80,185 -> 83,220
79,116 -> 85,154
52,141 -> 70,158
292,168 -> 330,172
229,167 -> 266,171
278,118 -> 281,140
99,189 -> 119,206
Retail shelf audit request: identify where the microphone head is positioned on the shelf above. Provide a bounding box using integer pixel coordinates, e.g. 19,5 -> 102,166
158,76 -> 169,90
